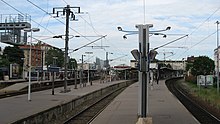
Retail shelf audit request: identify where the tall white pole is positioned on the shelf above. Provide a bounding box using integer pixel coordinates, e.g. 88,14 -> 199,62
28,30 -> 32,101
21,58 -> 25,79
216,21 -> 219,94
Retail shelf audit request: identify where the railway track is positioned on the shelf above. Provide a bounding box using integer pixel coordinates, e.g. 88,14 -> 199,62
166,79 -> 220,124
63,87 -> 126,124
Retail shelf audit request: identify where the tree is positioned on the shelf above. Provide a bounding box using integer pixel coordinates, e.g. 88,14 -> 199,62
68,58 -> 77,70
0,55 -> 10,67
3,46 -> 24,66
45,48 -> 64,67
186,63 -> 193,71
191,56 -> 214,76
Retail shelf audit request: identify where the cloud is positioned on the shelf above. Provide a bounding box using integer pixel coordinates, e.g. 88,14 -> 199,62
0,0 -> 220,65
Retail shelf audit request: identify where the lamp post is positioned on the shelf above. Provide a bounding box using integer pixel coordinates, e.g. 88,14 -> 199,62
216,21 -> 219,94
24,28 -> 40,101
118,25 -> 170,119
21,58 -> 25,79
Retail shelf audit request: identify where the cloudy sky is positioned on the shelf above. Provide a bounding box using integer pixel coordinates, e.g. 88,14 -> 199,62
0,0 -> 220,66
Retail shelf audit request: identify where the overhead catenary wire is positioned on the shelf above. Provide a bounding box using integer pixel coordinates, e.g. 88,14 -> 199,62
176,7 -> 220,59
178,29 -> 219,58
153,35 -> 189,50
0,0 -> 56,35
143,0 -> 146,24
189,7 -> 220,36
27,0 -> 105,48
62,0 -> 68,5
28,0 -> 124,61
58,0 -> 102,36
69,35 -> 107,54
1,0 -> 104,53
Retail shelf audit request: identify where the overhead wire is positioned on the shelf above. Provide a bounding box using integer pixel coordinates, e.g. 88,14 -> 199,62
189,7 -> 220,35
1,0 -> 102,51
26,0 -> 94,42
143,0 -> 146,24
58,0 -> 102,36
153,35 -> 189,50
61,1 -> 105,47
0,0 -> 56,35
178,30 -> 219,58
27,0 -> 108,49
176,7 -> 220,59
62,0 -> 68,5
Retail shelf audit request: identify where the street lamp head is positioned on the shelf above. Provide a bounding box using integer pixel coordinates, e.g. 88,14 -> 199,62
117,27 -> 122,31
53,35 -> 63,38
32,28 -> 40,32
23,28 -> 40,32
131,49 -> 139,61
123,35 -> 127,39
85,52 -> 93,54
166,27 -> 171,30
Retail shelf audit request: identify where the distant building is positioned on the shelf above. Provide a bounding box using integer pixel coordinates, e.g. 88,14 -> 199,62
163,60 -> 186,70
95,57 -> 105,70
130,60 -> 186,71
113,64 -> 130,70
130,60 -> 138,68
187,56 -> 195,63
19,45 -> 41,70
19,42 -> 59,71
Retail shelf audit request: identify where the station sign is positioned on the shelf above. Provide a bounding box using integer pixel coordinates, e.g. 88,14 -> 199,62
48,67 -> 60,72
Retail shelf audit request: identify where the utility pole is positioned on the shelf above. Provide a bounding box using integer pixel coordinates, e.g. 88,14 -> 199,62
64,5 -> 70,92
52,5 -> 80,92
106,52 -> 109,68
216,21 -> 219,94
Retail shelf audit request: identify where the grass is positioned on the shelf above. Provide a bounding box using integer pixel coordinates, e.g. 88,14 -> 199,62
177,79 -> 220,109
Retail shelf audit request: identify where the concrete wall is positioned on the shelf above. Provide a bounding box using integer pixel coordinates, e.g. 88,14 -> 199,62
13,80 -> 134,124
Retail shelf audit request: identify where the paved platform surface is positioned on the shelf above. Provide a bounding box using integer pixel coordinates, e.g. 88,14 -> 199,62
0,82 -> 28,92
91,80 -> 200,124
0,80 -> 126,124
0,79 -> 61,92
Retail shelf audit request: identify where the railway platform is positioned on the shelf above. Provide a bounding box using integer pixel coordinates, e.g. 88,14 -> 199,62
0,80 -> 127,124
91,80 -> 199,124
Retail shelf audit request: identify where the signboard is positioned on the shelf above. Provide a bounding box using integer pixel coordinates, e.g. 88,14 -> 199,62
48,67 -> 60,72
197,75 -> 213,86
9,63 -> 19,78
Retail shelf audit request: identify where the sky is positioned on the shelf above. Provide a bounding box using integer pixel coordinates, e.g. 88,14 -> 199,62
0,0 -> 220,66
